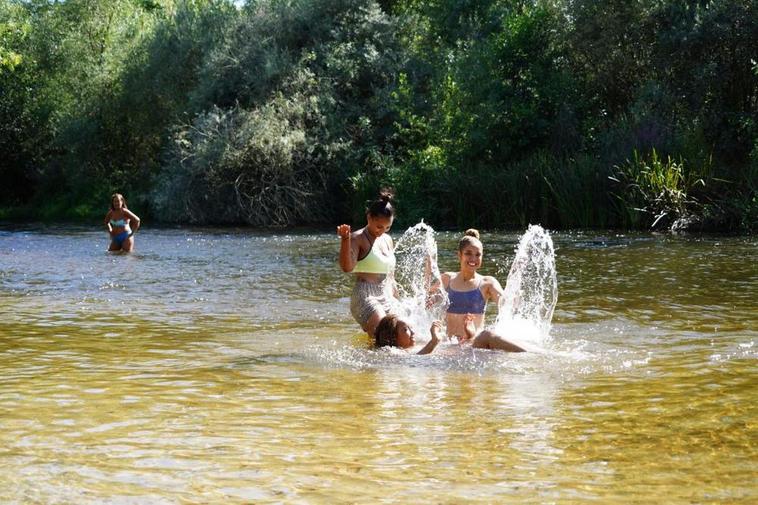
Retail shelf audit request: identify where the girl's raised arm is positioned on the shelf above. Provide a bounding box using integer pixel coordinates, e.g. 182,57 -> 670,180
417,321 -> 442,355
485,276 -> 505,305
337,224 -> 359,272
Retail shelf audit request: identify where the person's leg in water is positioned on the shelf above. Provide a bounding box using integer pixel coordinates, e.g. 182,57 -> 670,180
463,313 -> 526,353
471,329 -> 526,352
121,234 -> 135,252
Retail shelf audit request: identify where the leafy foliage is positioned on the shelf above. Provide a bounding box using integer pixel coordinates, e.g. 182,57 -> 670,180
611,149 -> 708,230
0,0 -> 755,231
152,0 -> 406,225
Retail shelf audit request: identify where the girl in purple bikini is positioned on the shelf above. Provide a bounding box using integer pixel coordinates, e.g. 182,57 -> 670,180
430,229 -> 525,352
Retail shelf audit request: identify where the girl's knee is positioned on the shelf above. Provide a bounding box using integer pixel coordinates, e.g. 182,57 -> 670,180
471,330 -> 493,349
472,330 -> 526,352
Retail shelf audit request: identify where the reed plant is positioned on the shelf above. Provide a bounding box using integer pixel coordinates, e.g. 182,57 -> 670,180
371,151 -> 618,230
537,152 -> 612,228
610,149 -> 706,230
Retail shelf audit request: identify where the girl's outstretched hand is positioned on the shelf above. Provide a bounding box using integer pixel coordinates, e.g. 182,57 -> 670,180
337,224 -> 351,240
417,320 -> 443,355
429,320 -> 443,342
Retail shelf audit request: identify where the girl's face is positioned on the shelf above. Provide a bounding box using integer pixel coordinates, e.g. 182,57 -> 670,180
366,215 -> 393,238
395,320 -> 416,348
458,243 -> 483,271
112,196 -> 124,209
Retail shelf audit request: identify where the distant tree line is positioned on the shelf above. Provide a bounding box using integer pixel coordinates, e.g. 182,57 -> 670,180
1,0 -> 756,231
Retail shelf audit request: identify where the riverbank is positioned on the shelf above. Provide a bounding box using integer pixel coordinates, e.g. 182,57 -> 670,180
2,188 -> 754,234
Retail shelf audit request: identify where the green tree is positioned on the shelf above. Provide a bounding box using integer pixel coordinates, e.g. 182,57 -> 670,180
154,0 -> 407,225
0,0 -> 55,206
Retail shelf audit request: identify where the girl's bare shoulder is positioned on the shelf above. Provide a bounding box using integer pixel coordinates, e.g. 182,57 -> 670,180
480,275 -> 504,292
442,272 -> 466,290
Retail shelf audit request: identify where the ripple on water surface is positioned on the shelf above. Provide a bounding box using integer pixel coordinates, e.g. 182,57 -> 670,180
0,227 -> 755,504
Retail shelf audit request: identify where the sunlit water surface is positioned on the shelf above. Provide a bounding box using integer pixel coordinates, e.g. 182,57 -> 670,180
0,226 -> 755,504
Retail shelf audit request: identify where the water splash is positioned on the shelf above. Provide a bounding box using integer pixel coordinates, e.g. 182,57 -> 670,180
393,222 -> 448,335
494,225 -> 558,348
393,222 -> 557,352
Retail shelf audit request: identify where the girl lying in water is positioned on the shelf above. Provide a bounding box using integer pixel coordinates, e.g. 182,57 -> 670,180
374,315 -> 442,355
374,314 -> 526,354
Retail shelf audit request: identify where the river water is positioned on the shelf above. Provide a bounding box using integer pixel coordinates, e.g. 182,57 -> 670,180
0,225 -> 755,504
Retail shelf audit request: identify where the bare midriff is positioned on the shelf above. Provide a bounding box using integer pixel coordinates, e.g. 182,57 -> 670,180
445,312 -> 485,338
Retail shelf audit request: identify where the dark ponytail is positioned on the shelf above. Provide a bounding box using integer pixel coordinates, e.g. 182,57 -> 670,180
366,188 -> 395,219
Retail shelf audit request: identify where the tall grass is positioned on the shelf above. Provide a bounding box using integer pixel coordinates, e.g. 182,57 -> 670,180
372,150 -> 618,230
610,149 -> 707,230
538,153 -> 612,229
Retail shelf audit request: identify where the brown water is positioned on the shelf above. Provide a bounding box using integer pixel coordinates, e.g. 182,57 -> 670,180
0,226 -> 755,504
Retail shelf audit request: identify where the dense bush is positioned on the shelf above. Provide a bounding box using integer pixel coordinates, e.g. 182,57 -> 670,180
154,70 -> 342,225
0,0 -> 37,206
380,0 -> 757,231
154,0 -> 406,225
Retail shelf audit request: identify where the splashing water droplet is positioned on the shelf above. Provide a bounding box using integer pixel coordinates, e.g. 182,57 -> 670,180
494,225 -> 558,348
393,221 -> 448,334
392,222 -> 557,351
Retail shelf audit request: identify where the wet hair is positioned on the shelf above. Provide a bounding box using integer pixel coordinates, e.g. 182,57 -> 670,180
374,314 -> 400,348
366,188 -> 395,219
110,193 -> 128,211
458,228 -> 482,252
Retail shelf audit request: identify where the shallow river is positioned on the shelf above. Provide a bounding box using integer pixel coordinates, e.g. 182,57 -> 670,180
0,225 -> 755,504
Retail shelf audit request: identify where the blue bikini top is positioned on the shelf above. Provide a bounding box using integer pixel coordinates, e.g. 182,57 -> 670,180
446,278 -> 486,314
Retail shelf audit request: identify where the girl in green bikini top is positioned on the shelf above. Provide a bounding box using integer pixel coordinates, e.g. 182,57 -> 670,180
352,233 -> 396,274
336,189 -> 398,337
336,190 -> 396,282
